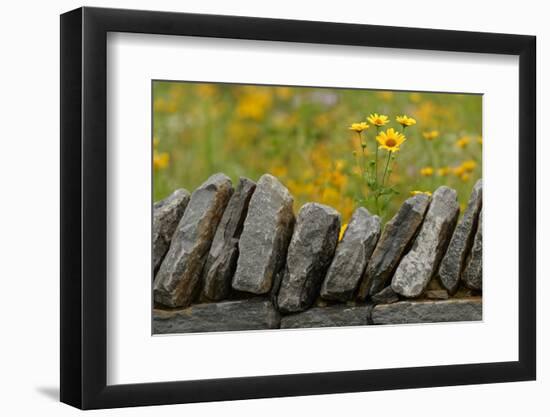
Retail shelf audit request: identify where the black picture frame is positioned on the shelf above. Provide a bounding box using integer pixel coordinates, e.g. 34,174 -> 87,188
60,6 -> 536,410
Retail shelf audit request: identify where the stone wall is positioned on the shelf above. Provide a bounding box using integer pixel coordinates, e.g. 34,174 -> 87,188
152,173 -> 482,334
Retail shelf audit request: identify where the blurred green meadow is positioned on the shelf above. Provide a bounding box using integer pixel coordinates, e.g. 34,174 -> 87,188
153,81 -> 481,224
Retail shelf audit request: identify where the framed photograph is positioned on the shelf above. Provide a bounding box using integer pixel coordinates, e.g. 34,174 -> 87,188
60,6 -> 536,409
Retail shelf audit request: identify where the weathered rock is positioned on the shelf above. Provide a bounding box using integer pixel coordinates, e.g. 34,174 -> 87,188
320,208 -> 380,301
462,210 -> 483,290
391,187 -> 459,298
425,289 -> 449,300
372,298 -> 482,324
358,194 -> 431,299
280,304 -> 371,329
277,203 -> 341,313
202,178 -> 256,300
232,174 -> 295,294
439,180 -> 482,294
152,189 -> 190,275
371,286 -> 399,304
153,298 -> 280,334
153,174 -> 233,307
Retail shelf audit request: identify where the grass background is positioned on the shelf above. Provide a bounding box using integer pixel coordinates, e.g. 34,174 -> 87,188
153,81 -> 482,223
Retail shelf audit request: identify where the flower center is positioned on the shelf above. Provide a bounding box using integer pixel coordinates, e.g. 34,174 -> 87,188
386,138 -> 397,147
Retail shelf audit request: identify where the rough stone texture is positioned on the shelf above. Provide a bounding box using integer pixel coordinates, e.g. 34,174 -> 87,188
439,180 -> 482,294
153,174 -> 233,307
280,304 -> 371,329
462,210 -> 483,290
391,187 -> 459,298
153,299 -> 280,334
372,298 -> 482,324
277,203 -> 341,314
202,178 -> 256,300
371,286 -> 399,305
425,289 -> 449,300
152,189 -> 190,275
232,174 -> 295,294
358,194 -> 431,300
320,208 -> 380,301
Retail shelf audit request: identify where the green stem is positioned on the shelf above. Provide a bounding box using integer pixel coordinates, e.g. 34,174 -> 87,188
374,127 -> 379,184
381,151 -> 392,187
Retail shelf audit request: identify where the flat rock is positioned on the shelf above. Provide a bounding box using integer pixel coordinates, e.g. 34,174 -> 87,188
232,174 -> 295,294
277,203 -> 341,313
425,289 -> 449,300
358,194 -> 431,299
202,178 -> 256,300
372,298 -> 482,324
462,210 -> 483,290
371,286 -> 399,304
391,187 -> 459,298
152,189 -> 190,275
439,180 -> 482,294
280,304 -> 371,329
153,174 -> 233,307
320,208 -> 380,301
153,298 -> 280,334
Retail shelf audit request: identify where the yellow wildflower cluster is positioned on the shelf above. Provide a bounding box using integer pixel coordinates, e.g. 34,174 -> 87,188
153,137 -> 170,171
420,166 -> 434,177
236,87 -> 273,120
422,130 -> 440,141
285,143 -> 354,221
153,81 -> 482,223
456,135 -> 471,148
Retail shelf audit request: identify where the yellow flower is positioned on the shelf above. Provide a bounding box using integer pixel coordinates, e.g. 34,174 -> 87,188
367,113 -> 390,127
377,91 -> 394,101
335,159 -> 346,171
339,223 -> 348,241
453,165 -> 466,177
460,172 -> 471,182
456,136 -> 471,148
275,87 -> 292,100
270,166 -> 288,178
153,151 -> 170,170
409,92 -> 422,103
437,167 -> 451,176
462,160 -> 477,172
422,130 -> 440,141
396,115 -> 417,127
420,166 -> 434,176
349,122 -> 369,132
410,190 -> 432,196
376,128 -> 406,153
196,84 -> 217,98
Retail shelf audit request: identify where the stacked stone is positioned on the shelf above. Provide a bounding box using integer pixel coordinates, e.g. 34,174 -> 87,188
152,173 -> 483,334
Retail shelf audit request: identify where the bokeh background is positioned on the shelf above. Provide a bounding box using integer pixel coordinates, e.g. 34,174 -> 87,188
153,81 -> 482,223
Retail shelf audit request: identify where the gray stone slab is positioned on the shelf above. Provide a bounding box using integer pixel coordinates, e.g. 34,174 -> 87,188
277,203 -> 341,313
153,174 -> 233,307
202,178 -> 256,300
371,286 -> 399,304
280,304 -> 371,329
391,187 -> 459,298
358,194 -> 431,299
439,180 -> 482,294
372,298 -> 482,324
153,298 -> 281,334
462,210 -> 483,290
320,207 -> 380,302
153,189 -> 190,275
232,174 -> 295,294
